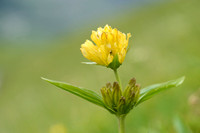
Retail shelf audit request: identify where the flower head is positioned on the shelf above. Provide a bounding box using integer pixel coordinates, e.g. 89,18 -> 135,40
80,25 -> 131,70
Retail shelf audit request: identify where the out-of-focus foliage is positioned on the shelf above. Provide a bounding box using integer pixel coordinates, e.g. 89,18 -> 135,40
173,116 -> 192,133
49,124 -> 67,133
0,0 -> 200,133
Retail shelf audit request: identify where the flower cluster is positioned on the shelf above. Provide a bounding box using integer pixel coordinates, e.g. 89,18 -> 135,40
101,78 -> 140,116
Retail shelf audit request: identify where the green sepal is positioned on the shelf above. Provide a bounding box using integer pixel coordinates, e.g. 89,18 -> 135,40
108,54 -> 121,70
82,62 -> 97,65
136,76 -> 185,106
41,77 -> 115,114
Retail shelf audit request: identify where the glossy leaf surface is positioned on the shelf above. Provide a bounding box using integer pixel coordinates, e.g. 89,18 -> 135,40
42,78 -> 105,106
136,76 -> 185,105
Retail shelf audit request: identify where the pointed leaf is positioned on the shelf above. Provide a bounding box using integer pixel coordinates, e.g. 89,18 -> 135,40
42,77 -> 115,113
42,77 -> 105,106
136,76 -> 185,105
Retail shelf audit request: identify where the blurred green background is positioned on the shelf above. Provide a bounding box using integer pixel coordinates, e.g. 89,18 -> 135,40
0,0 -> 200,133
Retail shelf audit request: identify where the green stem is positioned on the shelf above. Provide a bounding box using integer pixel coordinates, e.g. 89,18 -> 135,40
118,115 -> 126,133
114,69 -> 122,90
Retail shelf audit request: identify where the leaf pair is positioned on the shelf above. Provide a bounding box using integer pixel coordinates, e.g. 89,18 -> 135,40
42,76 -> 185,113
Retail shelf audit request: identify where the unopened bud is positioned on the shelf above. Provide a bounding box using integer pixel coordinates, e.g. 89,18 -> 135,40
101,87 -> 108,104
117,96 -> 126,114
129,78 -> 136,87
124,78 -> 136,97
125,90 -> 135,110
119,96 -> 126,105
106,82 -> 112,89
101,87 -> 112,108
113,82 -> 122,106
133,84 -> 140,103
105,89 -> 113,107
100,78 -> 140,115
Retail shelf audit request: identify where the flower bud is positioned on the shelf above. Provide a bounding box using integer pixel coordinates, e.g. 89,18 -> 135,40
117,96 -> 126,114
100,78 -> 140,115
106,82 -> 112,89
101,87 -> 112,108
113,82 -> 122,106
133,84 -> 140,103
123,78 -> 136,98
129,78 -> 136,87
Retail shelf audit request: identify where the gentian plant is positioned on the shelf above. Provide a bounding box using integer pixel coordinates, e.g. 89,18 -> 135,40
42,25 -> 185,133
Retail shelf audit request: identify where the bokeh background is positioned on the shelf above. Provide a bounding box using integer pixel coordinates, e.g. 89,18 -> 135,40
0,0 -> 200,133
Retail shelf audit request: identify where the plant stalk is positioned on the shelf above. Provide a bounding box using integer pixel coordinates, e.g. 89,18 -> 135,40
114,69 -> 122,90
118,115 -> 126,133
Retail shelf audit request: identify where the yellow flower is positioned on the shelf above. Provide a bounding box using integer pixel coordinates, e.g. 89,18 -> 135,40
80,24 -> 131,69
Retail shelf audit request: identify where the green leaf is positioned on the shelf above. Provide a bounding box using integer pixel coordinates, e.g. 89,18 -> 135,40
136,76 -> 185,106
41,78 -> 104,106
41,77 -> 115,113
